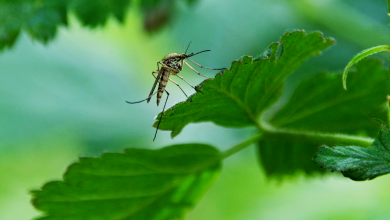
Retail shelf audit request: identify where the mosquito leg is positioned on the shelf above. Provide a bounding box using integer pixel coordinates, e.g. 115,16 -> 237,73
183,61 -> 209,78
154,90 -> 169,141
126,91 -> 158,104
147,70 -> 162,103
186,58 -> 226,70
152,71 -> 159,79
174,75 -> 195,89
169,78 -> 188,98
174,75 -> 204,94
161,90 -> 169,117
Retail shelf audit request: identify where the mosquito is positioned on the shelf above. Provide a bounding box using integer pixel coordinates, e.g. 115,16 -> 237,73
126,43 -> 225,141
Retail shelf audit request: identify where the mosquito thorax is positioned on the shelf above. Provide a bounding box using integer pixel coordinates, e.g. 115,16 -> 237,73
162,53 -> 185,72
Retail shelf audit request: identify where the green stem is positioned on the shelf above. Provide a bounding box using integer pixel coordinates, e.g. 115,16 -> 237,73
221,133 -> 262,159
342,45 -> 390,90
221,116 -> 376,160
260,120 -> 374,148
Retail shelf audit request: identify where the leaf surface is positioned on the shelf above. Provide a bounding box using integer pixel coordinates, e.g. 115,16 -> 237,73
258,140 -> 324,178
258,58 -> 390,178
314,127 -> 390,181
155,31 -> 335,137
32,144 -> 221,220
269,58 -> 389,137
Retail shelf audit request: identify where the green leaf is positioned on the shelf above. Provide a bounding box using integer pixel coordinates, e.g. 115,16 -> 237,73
342,45 -> 390,90
314,127 -> 390,181
258,140 -> 324,178
0,0 -> 68,49
155,31 -> 335,138
0,0 -> 199,50
31,144 -> 221,220
269,58 -> 390,137
258,58 -> 390,178
70,0 -> 131,27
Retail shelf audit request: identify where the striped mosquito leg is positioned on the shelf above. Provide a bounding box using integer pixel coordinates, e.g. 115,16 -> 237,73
169,78 -> 188,98
174,75 -> 195,89
146,70 -> 161,103
186,58 -> 226,70
183,61 -> 209,78
154,90 -> 169,141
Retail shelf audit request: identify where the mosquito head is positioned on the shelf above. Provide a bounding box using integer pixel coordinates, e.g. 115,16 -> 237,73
162,44 -> 212,72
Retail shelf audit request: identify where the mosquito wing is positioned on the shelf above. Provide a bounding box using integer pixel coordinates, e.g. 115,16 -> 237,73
147,69 -> 163,103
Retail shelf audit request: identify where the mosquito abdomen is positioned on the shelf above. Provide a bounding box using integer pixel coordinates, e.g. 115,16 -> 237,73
157,70 -> 170,106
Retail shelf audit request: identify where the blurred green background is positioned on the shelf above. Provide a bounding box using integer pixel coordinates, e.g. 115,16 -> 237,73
1,0 -> 389,219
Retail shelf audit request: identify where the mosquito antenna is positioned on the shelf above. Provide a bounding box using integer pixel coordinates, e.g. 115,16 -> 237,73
153,90 -> 170,141
186,50 -> 210,58
126,91 -> 157,104
185,41 -> 192,55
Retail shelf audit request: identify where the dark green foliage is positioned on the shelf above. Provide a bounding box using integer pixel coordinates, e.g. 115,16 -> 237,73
258,58 -> 389,178
0,0 -> 199,50
31,144 -> 221,219
0,0 -> 68,49
70,0 -> 131,27
315,127 -> 390,181
258,140 -> 324,177
270,59 -> 389,137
